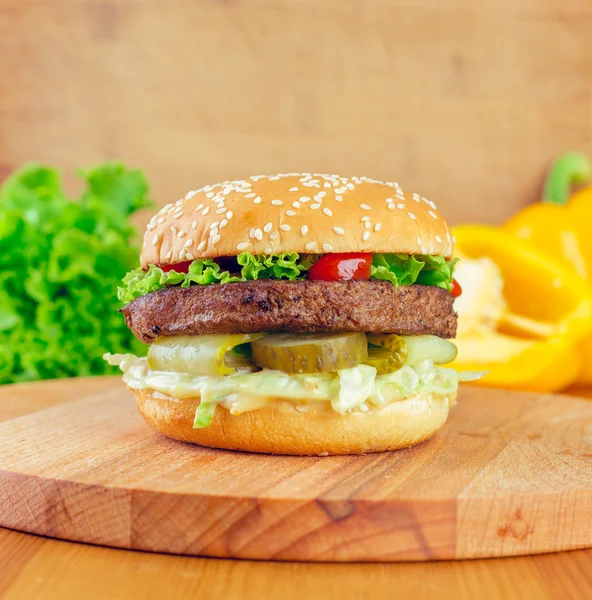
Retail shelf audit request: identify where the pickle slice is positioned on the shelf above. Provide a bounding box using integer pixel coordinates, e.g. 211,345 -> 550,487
401,335 -> 458,366
251,332 -> 368,374
148,334 -> 263,376
366,334 -> 408,365
364,346 -> 405,375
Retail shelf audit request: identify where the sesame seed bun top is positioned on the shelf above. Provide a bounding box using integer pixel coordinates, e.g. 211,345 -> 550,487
141,173 -> 455,268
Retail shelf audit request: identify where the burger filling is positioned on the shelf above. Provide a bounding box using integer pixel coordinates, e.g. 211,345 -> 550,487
108,252 -> 482,428
118,252 -> 458,304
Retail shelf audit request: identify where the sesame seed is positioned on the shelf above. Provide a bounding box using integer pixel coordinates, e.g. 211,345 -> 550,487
421,246 -> 428,254
428,211 -> 438,219
249,229 -> 256,239
271,199 -> 283,206
269,176 -> 280,181
202,207 -> 210,216
191,220 -> 198,229
310,203 -> 321,210
270,231 -> 279,240
396,203 -> 405,209
299,196 -> 311,202
361,216 -> 370,222
161,203 -> 173,213
209,227 -> 219,237
374,223 -> 382,232
364,221 -> 371,230
335,195 -> 343,201
262,222 -> 272,233
245,193 -> 256,199
237,242 -> 249,251
177,230 -> 186,238
452,235 -> 457,244
435,235 -> 442,243
286,210 -> 296,216
157,216 -> 165,224
226,211 -> 233,219
385,198 -> 394,203
333,226 -> 345,235
323,208 -> 333,216
196,204 -> 204,211
289,187 -> 299,192
318,191 -> 327,197
314,193 -> 324,202
305,241 -> 317,251
254,196 -> 262,204
206,192 -> 215,198
387,204 -> 395,210
173,212 -> 184,219
446,233 -> 452,242
265,247 -> 273,253
209,221 -> 220,229
301,225 -> 308,235
165,250 -> 172,260
408,212 -> 416,220
360,204 -> 371,210
292,201 -> 301,208
184,239 -> 193,248
346,183 -> 355,190
220,219 -> 228,228
216,207 -> 226,214
417,236 -> 422,245
280,224 -> 291,232
322,243 -> 333,252
171,226 -> 177,235
185,252 -> 194,260
362,231 -> 370,241
255,229 -> 263,241
324,182 -> 331,188
179,249 -> 186,259
198,240 -> 206,251
152,234 -> 159,245
212,234 -> 221,244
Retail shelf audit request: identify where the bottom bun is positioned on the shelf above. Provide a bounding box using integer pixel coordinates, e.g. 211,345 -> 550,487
133,389 -> 455,455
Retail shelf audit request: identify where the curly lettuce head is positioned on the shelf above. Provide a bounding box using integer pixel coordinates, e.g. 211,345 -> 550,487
0,163 -> 151,383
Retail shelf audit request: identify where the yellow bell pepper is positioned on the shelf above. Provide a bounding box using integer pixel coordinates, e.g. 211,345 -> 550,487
452,225 -> 591,392
505,152 -> 592,384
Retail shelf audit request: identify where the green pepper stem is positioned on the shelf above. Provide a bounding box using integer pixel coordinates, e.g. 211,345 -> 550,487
543,152 -> 592,206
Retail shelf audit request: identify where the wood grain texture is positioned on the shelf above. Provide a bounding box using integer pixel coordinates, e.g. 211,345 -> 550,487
1,0 -> 591,228
1,382 -> 592,599
0,377 -> 591,562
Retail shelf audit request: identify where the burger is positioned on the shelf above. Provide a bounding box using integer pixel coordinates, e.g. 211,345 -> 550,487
106,173 -> 479,455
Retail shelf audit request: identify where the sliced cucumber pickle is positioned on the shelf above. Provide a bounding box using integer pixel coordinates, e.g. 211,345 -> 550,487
251,332 -> 368,374
400,335 -> 458,366
366,334 -> 407,364
148,334 -> 263,376
364,346 -> 406,375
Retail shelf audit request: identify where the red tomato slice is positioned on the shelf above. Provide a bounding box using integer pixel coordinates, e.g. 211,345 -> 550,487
308,253 -> 372,281
161,261 -> 192,273
451,279 -> 462,298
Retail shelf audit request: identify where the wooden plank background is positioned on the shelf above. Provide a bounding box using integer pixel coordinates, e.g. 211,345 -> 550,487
0,0 -> 590,227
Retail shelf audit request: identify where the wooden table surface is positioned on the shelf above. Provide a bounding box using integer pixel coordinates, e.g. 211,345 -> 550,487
1,378 -> 592,599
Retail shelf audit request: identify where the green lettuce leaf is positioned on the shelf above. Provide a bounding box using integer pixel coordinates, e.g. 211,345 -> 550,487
371,254 -> 457,291
0,162 -> 151,384
119,252 -> 314,304
193,402 -> 218,428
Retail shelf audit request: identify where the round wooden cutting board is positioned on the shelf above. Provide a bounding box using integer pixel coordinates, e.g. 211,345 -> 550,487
0,377 -> 591,562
